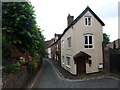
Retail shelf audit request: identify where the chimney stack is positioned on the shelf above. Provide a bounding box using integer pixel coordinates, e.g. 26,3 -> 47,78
67,14 -> 74,26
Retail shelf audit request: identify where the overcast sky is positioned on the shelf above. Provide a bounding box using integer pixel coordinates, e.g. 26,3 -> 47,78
29,0 -> 119,42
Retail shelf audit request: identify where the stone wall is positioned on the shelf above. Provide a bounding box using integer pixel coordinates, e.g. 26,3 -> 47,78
2,66 -> 32,88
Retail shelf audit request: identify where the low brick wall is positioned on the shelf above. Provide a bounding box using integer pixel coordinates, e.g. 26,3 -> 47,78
2,66 -> 33,88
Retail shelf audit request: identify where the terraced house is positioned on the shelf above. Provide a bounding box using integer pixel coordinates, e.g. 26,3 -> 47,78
60,6 -> 105,75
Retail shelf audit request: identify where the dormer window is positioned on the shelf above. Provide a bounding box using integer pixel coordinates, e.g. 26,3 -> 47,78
85,16 -> 91,26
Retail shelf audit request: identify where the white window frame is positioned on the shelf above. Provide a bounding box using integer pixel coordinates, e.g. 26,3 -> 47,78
84,34 -> 93,49
66,57 -> 71,68
84,16 -> 92,26
67,37 -> 71,48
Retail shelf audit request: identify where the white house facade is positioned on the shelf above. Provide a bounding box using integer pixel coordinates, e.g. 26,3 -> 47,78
60,7 -> 105,75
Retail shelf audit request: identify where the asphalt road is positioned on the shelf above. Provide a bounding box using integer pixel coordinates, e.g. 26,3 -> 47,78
32,59 -> 119,88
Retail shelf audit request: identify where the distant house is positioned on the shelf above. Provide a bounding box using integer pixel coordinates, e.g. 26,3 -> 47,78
46,38 -> 55,58
50,33 -> 61,64
107,39 -> 120,50
46,40 -> 52,58
54,33 -> 61,64
59,6 -> 105,75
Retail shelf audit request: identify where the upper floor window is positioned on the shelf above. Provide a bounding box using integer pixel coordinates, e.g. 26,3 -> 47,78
85,17 -> 91,26
67,37 -> 71,48
84,34 -> 93,49
61,40 -> 64,49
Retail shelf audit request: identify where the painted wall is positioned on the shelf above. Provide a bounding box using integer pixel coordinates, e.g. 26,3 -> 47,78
61,27 -> 76,75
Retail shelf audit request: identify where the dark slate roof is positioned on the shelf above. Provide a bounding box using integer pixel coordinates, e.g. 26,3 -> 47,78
58,6 -> 105,40
73,51 -> 91,60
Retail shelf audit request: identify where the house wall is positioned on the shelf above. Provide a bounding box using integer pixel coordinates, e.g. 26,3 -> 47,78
61,11 -> 103,75
61,27 -> 76,75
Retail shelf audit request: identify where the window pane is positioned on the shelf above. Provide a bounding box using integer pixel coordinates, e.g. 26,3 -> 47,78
67,37 -> 71,47
85,18 -> 87,25
85,36 -> 88,44
84,45 -> 88,48
89,45 -> 93,48
89,36 -> 92,44
67,38 -> 69,47
69,37 -> 71,47
88,17 -> 91,25
67,57 -> 70,66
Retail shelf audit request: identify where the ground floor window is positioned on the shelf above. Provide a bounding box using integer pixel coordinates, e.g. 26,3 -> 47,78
66,57 -> 71,67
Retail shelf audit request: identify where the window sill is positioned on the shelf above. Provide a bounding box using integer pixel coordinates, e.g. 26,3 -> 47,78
67,48 -> 72,50
66,65 -> 71,68
84,48 -> 94,50
85,25 -> 92,27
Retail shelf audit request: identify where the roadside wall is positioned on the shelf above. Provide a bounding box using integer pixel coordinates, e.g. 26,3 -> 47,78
103,47 -> 110,73
2,66 -> 32,88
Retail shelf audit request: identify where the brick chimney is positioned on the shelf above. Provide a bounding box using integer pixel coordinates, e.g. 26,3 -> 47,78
67,14 -> 74,26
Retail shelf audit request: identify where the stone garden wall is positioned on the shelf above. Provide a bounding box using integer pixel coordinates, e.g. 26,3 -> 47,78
2,66 -> 32,88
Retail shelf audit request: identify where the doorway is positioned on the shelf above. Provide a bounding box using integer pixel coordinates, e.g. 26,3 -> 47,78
76,59 -> 86,75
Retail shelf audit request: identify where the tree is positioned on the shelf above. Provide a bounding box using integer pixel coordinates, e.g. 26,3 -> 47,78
103,33 -> 110,45
2,2 -> 45,59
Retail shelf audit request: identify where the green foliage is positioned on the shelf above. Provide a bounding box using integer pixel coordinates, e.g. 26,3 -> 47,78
2,2 -> 46,59
103,33 -> 110,45
2,2 -> 46,72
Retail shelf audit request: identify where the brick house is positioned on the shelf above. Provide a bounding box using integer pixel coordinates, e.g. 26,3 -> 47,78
50,33 -> 61,63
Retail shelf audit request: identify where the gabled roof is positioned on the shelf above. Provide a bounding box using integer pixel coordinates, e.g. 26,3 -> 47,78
59,6 -> 105,40
73,51 -> 91,60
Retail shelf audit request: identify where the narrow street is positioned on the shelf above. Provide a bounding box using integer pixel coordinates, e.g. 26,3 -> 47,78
32,59 -> 119,88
